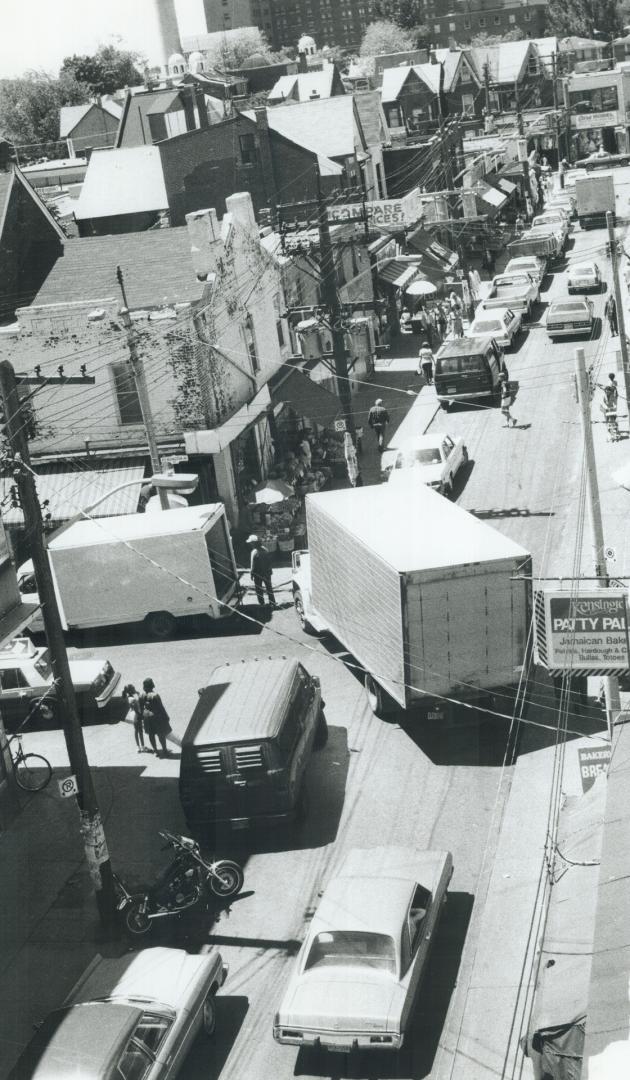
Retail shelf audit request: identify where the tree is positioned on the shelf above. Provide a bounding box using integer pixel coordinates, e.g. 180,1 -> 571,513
372,0 -> 427,30
61,43 -> 143,96
202,27 -> 275,71
545,0 -> 621,38
469,29 -> 524,45
0,70 -> 89,156
359,20 -> 416,57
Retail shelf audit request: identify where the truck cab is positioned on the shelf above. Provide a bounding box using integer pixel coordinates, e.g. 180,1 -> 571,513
292,551 -> 326,635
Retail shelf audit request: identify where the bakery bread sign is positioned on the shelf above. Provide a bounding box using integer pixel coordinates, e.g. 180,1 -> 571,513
535,588 -> 630,673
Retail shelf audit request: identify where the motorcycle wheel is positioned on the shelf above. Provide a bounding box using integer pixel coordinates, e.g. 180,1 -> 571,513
207,860 -> 244,898
203,991 -> 217,1036
125,902 -> 153,936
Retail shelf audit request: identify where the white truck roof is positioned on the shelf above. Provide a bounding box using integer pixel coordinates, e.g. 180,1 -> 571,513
306,485 -> 529,574
48,504 -> 225,550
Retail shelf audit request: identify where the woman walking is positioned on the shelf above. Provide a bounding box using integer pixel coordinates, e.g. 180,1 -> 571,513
123,683 -> 147,753
139,678 -> 172,757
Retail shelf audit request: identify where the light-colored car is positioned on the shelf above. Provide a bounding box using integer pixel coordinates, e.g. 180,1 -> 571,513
469,305 -> 522,348
386,433 -> 468,496
567,260 -> 602,293
484,272 -> 539,318
545,296 -> 594,339
532,211 -> 569,246
8,947 -> 228,1080
273,847 -> 453,1053
504,255 -> 546,286
0,636 -> 120,730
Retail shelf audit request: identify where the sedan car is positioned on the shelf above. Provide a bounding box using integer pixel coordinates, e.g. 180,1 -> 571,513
273,847 -> 453,1053
504,255 -> 546,286
567,261 -> 602,293
387,433 -> 468,496
0,636 -> 121,730
469,305 -> 522,348
545,296 -> 595,339
8,947 -> 227,1080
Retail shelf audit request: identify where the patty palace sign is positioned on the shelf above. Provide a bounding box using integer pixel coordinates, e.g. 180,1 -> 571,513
535,588 -> 630,673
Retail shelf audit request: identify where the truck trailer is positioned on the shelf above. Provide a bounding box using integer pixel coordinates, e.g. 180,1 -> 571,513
292,485 -> 532,716
18,503 -> 239,638
575,172 -> 615,229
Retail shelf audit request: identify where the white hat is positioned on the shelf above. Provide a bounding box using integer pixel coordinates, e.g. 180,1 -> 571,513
246,534 -> 259,544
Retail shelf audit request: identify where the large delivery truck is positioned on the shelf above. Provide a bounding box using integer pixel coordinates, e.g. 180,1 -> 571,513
18,504 -> 239,638
292,485 -> 532,717
575,173 -> 615,229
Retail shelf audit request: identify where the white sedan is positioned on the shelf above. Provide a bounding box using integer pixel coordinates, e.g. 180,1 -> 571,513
567,261 -> 602,293
274,847 -> 453,1053
387,433 -> 468,496
504,255 -> 546,286
545,296 -> 594,339
469,305 -> 522,348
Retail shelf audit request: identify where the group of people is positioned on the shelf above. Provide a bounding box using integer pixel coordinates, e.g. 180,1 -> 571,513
123,678 -> 172,756
400,291 -> 465,346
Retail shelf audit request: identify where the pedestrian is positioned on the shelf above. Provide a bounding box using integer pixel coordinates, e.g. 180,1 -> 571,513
138,678 -> 172,757
515,212 -> 525,237
123,683 -> 147,753
298,432 -> 312,469
605,294 -> 618,336
368,397 -> 390,450
400,307 -> 412,334
603,371 -> 619,411
499,375 -> 517,427
559,157 -> 569,189
246,534 -> 276,607
418,340 -> 434,384
451,310 -> 464,337
437,304 -> 448,340
482,248 -> 495,277
449,290 -> 462,314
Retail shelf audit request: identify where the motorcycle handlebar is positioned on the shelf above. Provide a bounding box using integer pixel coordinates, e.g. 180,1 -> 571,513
158,830 -> 197,852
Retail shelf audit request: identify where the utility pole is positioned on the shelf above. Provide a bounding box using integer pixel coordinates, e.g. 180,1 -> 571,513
483,61 -> 491,114
0,361 -> 116,927
606,212 -> 630,411
116,267 -> 169,509
515,81 -> 524,137
315,170 -> 355,436
574,346 -> 621,737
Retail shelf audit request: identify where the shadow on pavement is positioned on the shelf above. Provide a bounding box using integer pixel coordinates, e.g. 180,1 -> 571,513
179,993 -> 250,1079
398,697 -> 513,767
62,604 -> 266,650
294,892 -> 474,1080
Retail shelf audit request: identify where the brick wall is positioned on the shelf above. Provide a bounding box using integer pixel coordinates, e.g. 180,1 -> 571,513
0,175 -> 63,324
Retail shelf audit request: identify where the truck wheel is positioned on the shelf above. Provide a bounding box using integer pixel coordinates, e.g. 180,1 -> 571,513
294,590 -> 315,635
365,674 -> 396,719
145,611 -> 177,639
439,399 -> 450,412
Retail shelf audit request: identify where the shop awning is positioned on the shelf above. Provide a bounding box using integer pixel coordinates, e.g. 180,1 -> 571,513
406,228 -> 458,272
0,459 -> 148,527
270,367 -> 341,429
476,180 -> 508,211
378,258 -> 420,288
497,177 -> 517,195
184,385 -> 271,456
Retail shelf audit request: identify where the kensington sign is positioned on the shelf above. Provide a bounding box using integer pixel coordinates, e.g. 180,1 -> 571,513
535,588 -> 630,674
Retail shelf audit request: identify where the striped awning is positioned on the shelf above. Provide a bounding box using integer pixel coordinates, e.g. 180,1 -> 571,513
0,459 -> 148,527
378,258 -> 420,288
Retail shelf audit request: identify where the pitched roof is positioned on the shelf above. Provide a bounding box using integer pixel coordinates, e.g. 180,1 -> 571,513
243,96 -> 359,159
74,147 -> 168,221
116,86 -> 187,148
0,165 -> 65,243
559,36 -> 606,50
59,100 -> 122,138
353,91 -> 387,148
33,228 -> 204,309
380,65 -> 416,104
467,40 -> 533,84
268,68 -> 337,103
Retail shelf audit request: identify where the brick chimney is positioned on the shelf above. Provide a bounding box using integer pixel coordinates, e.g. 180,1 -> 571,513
225,192 -> 257,238
298,51 -> 308,73
253,108 -> 278,209
185,207 -> 222,279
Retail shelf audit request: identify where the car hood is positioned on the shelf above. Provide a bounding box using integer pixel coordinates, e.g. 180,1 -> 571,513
68,948 -> 213,1011
280,972 -> 404,1032
67,657 -> 110,684
389,464 -> 443,486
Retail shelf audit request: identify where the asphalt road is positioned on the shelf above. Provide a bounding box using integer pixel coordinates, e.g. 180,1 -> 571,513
15,211 -> 623,1080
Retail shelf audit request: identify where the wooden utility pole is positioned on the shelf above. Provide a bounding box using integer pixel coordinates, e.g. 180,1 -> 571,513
0,361 -> 116,927
606,212 -> 630,412
116,267 -> 169,509
315,170 -> 355,436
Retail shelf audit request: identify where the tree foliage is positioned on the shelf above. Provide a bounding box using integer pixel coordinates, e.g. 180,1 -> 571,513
0,70 -> 89,155
359,20 -> 416,57
545,0 -> 621,38
61,43 -> 143,96
469,29 -> 524,45
372,0 -> 427,30
202,27 -> 275,70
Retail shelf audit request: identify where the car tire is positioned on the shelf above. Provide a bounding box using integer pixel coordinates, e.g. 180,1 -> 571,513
365,673 -> 397,719
294,590 -> 316,635
439,399 -> 450,412
442,477 -> 453,498
462,447 -> 469,465
203,991 -> 217,1036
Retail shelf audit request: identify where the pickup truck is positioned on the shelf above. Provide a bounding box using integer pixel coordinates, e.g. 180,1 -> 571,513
532,211 -> 569,248
507,226 -> 563,262
482,271 -> 539,318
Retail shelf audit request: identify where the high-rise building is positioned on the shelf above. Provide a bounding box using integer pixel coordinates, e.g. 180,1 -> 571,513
202,0 -> 379,52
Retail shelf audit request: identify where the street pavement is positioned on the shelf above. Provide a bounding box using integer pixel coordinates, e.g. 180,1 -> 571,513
3,175 -> 630,1080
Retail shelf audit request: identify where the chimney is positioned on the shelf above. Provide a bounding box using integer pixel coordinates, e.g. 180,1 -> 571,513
225,192 -> 258,237
253,108 -> 278,209
152,0 -> 182,74
186,207 -> 222,278
194,84 -> 210,129
448,37 -> 458,52
298,50 -> 308,73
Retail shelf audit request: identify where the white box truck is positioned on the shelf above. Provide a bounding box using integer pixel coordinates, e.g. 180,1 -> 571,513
292,485 -> 532,716
575,173 -> 615,229
18,504 -> 239,638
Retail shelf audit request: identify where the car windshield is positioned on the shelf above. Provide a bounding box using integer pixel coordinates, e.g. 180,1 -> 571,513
495,277 -> 524,287
34,650 -> 52,680
474,320 -> 502,333
571,266 -> 594,274
304,931 -> 397,975
552,302 -> 587,314
395,447 -> 442,467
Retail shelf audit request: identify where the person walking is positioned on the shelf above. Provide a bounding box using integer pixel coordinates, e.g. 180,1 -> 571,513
500,374 -> 517,427
451,310 -> 464,337
139,678 -> 172,757
605,294 -> 618,336
123,683 -> 147,753
437,304 -> 448,340
368,398 -> 390,450
246,534 -> 276,607
418,340 -> 434,384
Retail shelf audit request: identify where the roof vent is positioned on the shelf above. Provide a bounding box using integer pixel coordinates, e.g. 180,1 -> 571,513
310,89 -> 320,98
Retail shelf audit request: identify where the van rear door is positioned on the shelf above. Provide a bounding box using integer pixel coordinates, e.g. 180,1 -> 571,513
435,351 -> 491,398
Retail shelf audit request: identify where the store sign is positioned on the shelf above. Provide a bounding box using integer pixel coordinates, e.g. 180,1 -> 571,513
578,746 -> 611,793
572,111 -> 619,129
537,589 -> 630,673
328,190 -> 422,227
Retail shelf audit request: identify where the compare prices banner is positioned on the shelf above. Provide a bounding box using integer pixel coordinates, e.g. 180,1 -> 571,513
327,189 -> 422,227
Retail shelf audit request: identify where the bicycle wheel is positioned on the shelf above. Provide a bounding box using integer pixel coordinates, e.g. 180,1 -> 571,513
16,753 -> 52,792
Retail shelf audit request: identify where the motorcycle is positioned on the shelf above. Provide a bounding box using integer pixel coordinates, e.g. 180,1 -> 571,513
114,829 -> 244,937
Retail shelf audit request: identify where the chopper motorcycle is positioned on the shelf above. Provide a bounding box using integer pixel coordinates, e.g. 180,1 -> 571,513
114,829 -> 244,936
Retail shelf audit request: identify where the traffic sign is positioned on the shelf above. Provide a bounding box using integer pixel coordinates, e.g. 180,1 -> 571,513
58,775 -> 78,798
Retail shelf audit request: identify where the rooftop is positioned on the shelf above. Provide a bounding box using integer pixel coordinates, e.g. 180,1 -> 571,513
74,146 -> 168,221
59,99 -> 121,138
268,68 -> 338,104
467,40 -> 534,84
183,657 -> 302,746
243,96 -> 358,160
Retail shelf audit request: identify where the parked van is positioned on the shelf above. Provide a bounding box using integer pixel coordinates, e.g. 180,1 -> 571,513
434,336 -> 506,409
179,657 -> 327,834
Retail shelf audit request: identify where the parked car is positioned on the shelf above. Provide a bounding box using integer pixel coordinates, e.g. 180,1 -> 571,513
387,433 -> 468,496
434,336 -> 506,409
0,636 -> 120,731
545,296 -> 595,339
567,261 -> 602,293
273,847 -> 453,1053
484,272 -> 539,318
546,193 -> 577,220
469,305 -> 522,349
7,947 -> 227,1080
532,211 -> 570,247
504,255 -> 546,286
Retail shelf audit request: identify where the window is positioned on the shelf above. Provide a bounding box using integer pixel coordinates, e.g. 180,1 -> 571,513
239,133 -> 258,165
110,361 -> 143,426
134,1015 -> 171,1055
433,23 -> 440,33
569,85 -> 619,112
449,20 -> 456,30
523,10 -> 531,18
274,292 -> 285,347
478,15 -> 486,26
509,13 -> 516,22
117,1040 -> 151,1080
464,16 -> 471,27
494,14 -> 501,24
408,884 -> 432,950
0,667 -> 28,691
244,315 -> 260,374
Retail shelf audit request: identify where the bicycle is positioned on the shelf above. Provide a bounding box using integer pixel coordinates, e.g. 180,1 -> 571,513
8,733 -> 52,792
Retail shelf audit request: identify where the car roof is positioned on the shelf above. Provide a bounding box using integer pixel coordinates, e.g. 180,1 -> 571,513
569,261 -> 596,270
183,657 -> 303,747
9,1003 -> 141,1080
549,296 -> 588,306
472,311 -> 508,322
436,335 -> 494,356
396,433 -> 451,450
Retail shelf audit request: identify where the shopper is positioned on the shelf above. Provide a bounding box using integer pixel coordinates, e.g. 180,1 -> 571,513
246,534 -> 276,607
368,398 -> 390,450
139,678 -> 172,757
605,294 -> 618,336
418,340 -> 434,384
123,683 -> 147,753
500,375 -> 517,428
